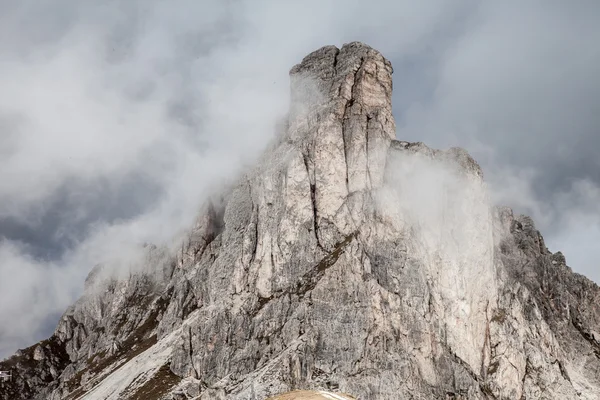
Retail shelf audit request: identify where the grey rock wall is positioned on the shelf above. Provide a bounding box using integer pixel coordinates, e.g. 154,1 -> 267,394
1,42 -> 599,400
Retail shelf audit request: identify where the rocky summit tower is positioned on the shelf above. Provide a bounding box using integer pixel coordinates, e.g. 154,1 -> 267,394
2,43 -> 600,400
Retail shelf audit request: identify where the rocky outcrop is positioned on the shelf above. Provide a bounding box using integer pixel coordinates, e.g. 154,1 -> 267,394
2,42 -> 600,400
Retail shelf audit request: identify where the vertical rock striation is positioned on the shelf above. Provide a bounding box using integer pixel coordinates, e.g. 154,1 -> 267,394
2,42 -> 600,400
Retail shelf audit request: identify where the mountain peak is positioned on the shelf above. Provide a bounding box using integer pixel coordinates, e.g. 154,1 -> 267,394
2,43 -> 600,400
289,42 -> 393,124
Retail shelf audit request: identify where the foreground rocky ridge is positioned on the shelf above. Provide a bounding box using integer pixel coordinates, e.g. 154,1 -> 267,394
2,42 -> 600,400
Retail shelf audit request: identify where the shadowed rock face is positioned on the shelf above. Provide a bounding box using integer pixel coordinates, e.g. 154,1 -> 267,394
2,42 -> 600,400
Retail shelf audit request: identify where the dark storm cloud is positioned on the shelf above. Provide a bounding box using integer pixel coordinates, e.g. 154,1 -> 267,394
393,1 -> 600,281
0,173 -> 162,261
1,0 -> 599,358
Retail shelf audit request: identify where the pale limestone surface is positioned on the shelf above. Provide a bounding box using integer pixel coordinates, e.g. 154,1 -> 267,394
2,42 -> 600,400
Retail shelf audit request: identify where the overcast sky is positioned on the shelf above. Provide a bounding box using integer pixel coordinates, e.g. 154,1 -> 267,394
0,0 -> 598,358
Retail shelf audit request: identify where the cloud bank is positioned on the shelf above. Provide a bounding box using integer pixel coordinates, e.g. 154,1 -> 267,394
1,0 -> 599,357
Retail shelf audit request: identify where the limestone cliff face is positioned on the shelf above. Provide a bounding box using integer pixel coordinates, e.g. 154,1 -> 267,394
2,42 -> 600,400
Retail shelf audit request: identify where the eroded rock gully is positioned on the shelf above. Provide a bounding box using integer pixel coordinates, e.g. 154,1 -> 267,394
2,42 -> 600,400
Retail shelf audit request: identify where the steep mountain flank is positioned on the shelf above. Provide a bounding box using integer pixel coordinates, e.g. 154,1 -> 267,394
2,42 -> 599,400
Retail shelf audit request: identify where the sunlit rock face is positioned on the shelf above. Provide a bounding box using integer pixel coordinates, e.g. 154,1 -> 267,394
267,390 -> 356,399
2,42 -> 600,400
